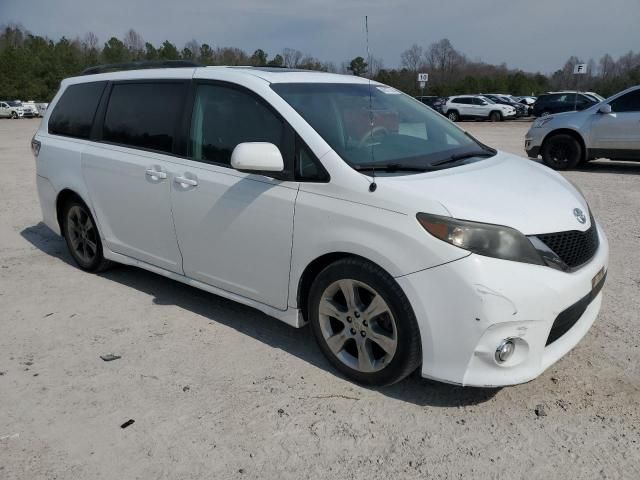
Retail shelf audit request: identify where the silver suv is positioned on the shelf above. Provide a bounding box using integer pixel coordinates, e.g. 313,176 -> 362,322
525,86 -> 640,170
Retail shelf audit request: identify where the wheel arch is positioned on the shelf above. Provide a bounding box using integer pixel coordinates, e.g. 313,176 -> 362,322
56,188 -> 89,236
296,252 -> 396,322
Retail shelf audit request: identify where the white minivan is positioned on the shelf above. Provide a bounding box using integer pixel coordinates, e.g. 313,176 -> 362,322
33,64 -> 608,387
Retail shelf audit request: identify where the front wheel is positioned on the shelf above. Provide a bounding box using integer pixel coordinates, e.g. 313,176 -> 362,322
447,110 -> 459,122
541,134 -> 582,170
62,200 -> 111,272
308,258 -> 422,386
11,111 -> 18,119
489,111 -> 502,122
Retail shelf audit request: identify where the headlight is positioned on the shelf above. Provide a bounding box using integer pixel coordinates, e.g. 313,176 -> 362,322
416,213 -> 544,265
532,117 -> 553,128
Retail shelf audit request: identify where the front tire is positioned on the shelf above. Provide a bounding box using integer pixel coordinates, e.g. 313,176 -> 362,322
447,110 -> 459,122
489,111 -> 502,122
308,258 -> 421,386
11,112 -> 18,119
62,200 -> 111,272
541,134 -> 582,170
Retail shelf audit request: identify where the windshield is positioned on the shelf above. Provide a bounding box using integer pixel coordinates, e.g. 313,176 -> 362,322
272,83 -> 493,171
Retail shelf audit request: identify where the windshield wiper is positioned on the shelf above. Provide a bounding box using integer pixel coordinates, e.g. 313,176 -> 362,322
430,150 -> 496,167
353,163 -> 431,173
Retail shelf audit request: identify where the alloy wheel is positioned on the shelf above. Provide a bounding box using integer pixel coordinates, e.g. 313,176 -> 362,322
66,205 -> 98,264
318,279 -> 398,373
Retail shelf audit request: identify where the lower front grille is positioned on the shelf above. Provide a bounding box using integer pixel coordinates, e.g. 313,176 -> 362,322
535,220 -> 599,269
546,271 -> 607,346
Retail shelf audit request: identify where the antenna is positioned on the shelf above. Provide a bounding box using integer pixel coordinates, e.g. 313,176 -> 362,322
365,15 -> 377,192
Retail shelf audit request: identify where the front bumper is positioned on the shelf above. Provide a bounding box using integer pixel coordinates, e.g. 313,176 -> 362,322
525,126 -> 548,158
396,224 -> 608,387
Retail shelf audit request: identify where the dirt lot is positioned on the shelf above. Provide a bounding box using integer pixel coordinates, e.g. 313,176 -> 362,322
1,118 -> 639,479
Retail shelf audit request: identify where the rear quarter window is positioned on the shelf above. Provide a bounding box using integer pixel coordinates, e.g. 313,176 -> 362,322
48,82 -> 107,139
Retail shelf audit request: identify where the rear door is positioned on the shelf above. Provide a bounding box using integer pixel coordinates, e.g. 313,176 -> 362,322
82,80 -> 188,273
590,89 -> 640,157
168,81 -> 299,309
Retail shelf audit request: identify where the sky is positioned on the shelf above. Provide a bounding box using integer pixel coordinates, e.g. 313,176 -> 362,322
2,0 -> 639,73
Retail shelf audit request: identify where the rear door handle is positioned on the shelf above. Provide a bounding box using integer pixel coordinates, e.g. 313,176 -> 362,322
174,175 -> 198,187
145,168 -> 167,179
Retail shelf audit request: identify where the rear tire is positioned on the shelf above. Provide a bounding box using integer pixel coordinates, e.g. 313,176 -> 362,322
447,110 -> 459,122
308,257 -> 422,386
489,111 -> 502,122
62,199 -> 112,272
541,134 -> 582,170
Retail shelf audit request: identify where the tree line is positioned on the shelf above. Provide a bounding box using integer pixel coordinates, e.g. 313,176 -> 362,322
1,25 -> 638,102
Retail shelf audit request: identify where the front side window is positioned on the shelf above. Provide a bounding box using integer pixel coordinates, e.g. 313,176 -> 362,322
189,84 -> 284,166
272,83 -> 490,171
49,82 -> 106,139
610,89 -> 640,112
102,82 -> 186,154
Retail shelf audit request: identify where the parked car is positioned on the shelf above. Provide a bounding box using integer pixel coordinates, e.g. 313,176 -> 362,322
33,64 -> 608,387
532,91 -> 600,117
0,100 -> 24,118
481,94 -> 528,117
21,100 -> 39,118
416,95 -> 447,114
515,96 -> 536,115
442,95 -> 517,122
526,85 -> 640,169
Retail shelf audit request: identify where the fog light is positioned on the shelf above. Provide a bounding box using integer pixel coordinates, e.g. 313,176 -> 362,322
495,339 -> 515,363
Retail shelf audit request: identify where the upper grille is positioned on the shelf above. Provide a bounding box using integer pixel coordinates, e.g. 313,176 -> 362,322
536,221 -> 599,269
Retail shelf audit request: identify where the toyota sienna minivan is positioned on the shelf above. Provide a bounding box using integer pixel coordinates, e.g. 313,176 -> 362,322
33,64 -> 608,387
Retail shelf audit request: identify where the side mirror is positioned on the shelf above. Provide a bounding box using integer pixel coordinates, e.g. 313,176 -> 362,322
231,142 -> 284,174
598,104 -> 612,114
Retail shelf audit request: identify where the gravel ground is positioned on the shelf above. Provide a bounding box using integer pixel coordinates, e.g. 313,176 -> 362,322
1,118 -> 639,479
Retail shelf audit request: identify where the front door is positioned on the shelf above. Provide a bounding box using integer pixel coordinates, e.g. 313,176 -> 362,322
170,82 -> 298,310
590,89 -> 640,156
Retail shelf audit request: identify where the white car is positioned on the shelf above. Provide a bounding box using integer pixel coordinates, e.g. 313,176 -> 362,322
21,101 -> 40,118
525,85 -> 640,169
442,95 -> 516,122
0,100 -> 24,118
33,65 -> 608,387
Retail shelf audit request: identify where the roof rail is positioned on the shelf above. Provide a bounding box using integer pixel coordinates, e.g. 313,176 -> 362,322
81,60 -> 200,75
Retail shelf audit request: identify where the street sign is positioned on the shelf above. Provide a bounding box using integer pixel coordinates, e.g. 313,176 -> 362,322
417,73 -> 429,82
573,64 -> 587,74
419,81 -> 426,89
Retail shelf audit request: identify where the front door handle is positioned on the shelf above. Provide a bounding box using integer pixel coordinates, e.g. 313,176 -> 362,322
174,175 -> 198,187
145,168 -> 167,179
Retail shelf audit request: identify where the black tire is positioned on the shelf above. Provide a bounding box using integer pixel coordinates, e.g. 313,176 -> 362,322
447,110 -> 459,122
308,257 -> 422,386
62,199 -> 112,272
489,111 -> 502,122
541,134 -> 583,170
11,111 -> 18,119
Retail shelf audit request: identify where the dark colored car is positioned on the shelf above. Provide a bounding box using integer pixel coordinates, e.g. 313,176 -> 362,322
532,92 -> 599,117
481,94 -> 528,117
416,96 -> 447,114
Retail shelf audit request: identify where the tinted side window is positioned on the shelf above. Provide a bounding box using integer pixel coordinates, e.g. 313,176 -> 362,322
102,82 -> 186,154
49,82 -> 106,139
610,90 -> 640,112
189,84 -> 284,166
451,98 -> 461,104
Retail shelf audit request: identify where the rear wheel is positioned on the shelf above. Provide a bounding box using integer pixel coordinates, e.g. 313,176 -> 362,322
541,134 -> 582,170
62,200 -> 111,272
489,111 -> 502,122
308,258 -> 421,386
447,110 -> 459,122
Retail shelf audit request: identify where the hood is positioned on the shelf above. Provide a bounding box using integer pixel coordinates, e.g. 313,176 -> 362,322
379,152 -> 590,235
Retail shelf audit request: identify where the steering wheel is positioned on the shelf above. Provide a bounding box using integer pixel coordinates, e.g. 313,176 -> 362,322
358,126 -> 389,149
